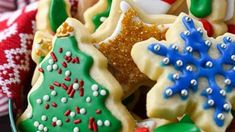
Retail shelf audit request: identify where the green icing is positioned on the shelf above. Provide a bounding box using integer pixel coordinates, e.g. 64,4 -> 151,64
49,0 -> 69,32
179,115 -> 194,124
92,0 -> 112,30
39,56 -> 45,63
154,123 -> 200,132
190,0 -> 212,18
18,36 -> 121,131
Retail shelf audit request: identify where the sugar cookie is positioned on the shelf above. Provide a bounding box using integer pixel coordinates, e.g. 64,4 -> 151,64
96,1 -> 175,97
17,18 -> 135,132
131,13 -> 235,132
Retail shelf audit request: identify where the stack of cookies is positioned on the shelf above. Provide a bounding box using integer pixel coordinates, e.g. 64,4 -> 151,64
16,0 -> 235,132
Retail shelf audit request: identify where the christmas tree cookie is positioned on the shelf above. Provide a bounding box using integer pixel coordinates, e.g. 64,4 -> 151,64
131,13 -> 235,132
17,18 -> 135,132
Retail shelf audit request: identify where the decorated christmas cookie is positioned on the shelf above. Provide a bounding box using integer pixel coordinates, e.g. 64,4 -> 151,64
96,1 -> 175,98
131,13 -> 235,132
187,0 -> 227,37
17,18 -> 135,132
36,0 -> 71,33
84,0 -> 183,40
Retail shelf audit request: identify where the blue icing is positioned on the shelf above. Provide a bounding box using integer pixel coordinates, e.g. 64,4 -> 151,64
148,16 -> 235,127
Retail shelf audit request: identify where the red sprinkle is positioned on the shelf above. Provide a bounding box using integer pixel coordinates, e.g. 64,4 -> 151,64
64,77 -> 71,81
79,80 -> 84,87
53,81 -> 61,87
69,89 -> 75,98
38,68 -> 44,73
74,78 -> 78,83
93,121 -> 98,132
79,87 -> 84,97
89,118 -> 94,130
65,56 -> 72,63
58,68 -> 62,74
49,85 -> 54,90
45,104 -> 49,109
96,109 -> 101,114
52,102 -> 57,107
59,48 -> 63,53
74,119 -> 81,124
72,57 -> 79,63
51,122 -> 56,127
199,19 -> 214,37
65,118 -> 70,122
64,110 -> 71,116
75,107 -> 80,114
161,0 -> 176,4
135,127 -> 150,132
50,52 -> 57,62
61,83 -> 68,90
67,84 -> 73,94
62,62 -> 67,68
227,24 -> 235,34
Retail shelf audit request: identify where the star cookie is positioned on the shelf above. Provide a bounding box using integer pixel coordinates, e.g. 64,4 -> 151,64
131,13 -> 235,132
96,1 -> 174,98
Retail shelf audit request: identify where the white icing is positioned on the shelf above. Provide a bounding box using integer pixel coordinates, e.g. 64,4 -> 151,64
91,84 -> 99,91
66,51 -> 72,56
120,1 -> 131,12
73,127 -> 79,132
86,97 -> 91,103
104,120 -> 111,126
93,91 -> 99,96
80,108 -> 86,114
56,120 -> 62,126
100,90 -> 107,96
65,70 -> 71,76
52,117 -> 57,122
137,119 -> 157,131
73,83 -> 79,90
52,64 -> 58,70
225,0 -> 235,21
97,120 -> 103,126
70,112 -> 76,117
133,0 -> 172,14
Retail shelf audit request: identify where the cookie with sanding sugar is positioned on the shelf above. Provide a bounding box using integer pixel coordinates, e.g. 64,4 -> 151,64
186,0 -> 227,37
84,0 -> 183,41
131,13 -> 235,132
96,1 -> 175,98
17,18 -> 135,132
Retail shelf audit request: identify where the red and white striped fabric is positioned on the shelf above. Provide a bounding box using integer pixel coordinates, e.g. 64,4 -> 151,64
0,2 -> 37,117
0,93 -> 8,117
0,0 -> 17,13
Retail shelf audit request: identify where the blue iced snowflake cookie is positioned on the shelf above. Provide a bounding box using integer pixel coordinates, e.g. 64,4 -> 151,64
131,13 -> 235,132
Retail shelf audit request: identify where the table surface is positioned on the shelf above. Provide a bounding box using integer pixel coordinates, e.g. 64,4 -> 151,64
0,115 -> 11,132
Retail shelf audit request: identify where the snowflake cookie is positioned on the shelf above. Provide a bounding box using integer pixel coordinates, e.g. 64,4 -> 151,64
131,13 -> 235,132
17,18 -> 135,132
